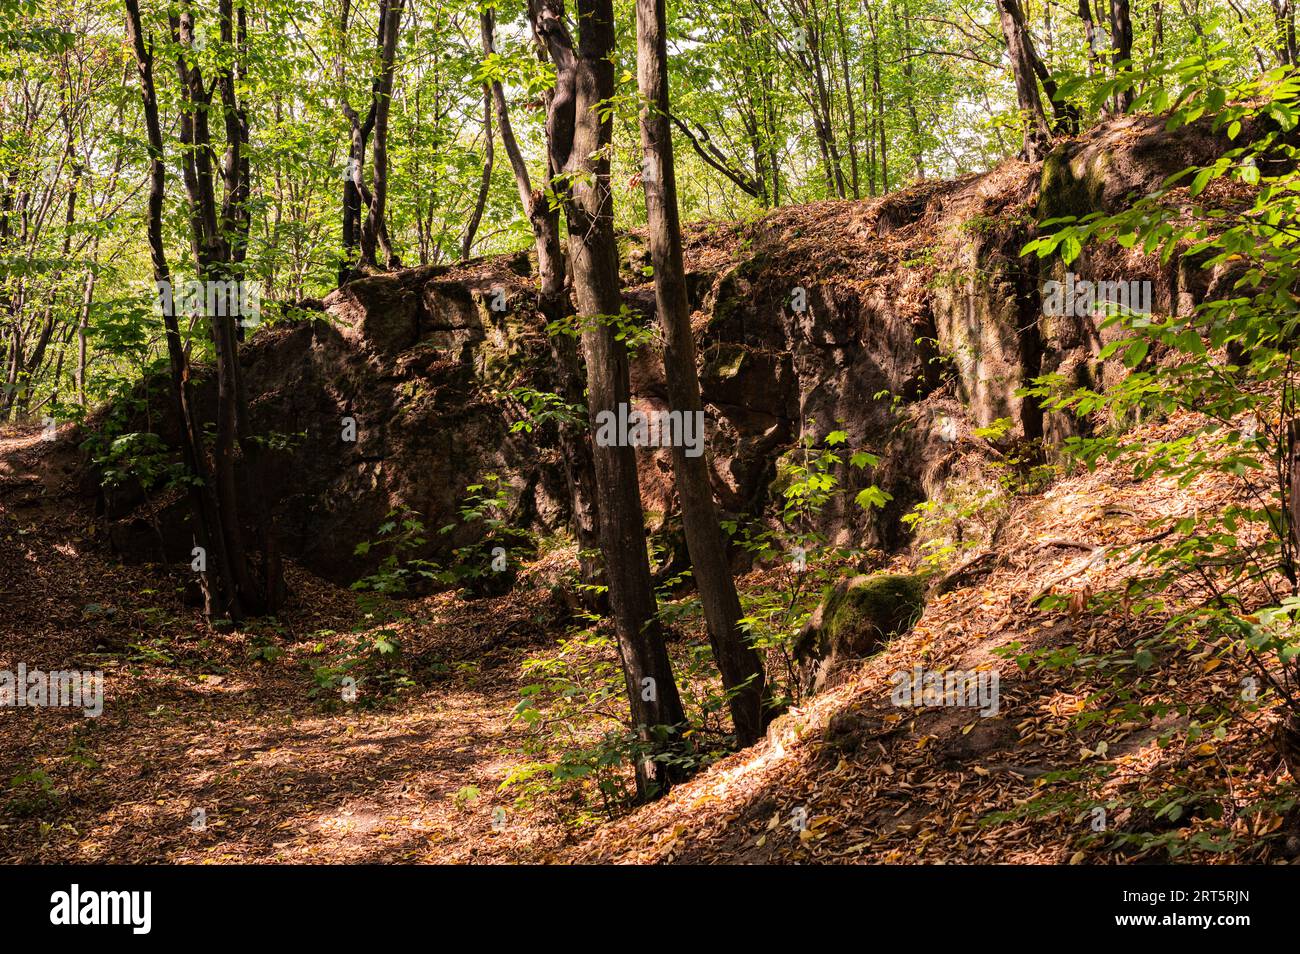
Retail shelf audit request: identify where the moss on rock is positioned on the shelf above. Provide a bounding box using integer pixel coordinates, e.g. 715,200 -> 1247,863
796,572 -> 927,693
1037,145 -> 1109,223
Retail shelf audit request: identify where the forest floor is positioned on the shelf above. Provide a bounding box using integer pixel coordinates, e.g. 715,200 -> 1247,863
3,412 -> 1298,864
0,424 -> 575,863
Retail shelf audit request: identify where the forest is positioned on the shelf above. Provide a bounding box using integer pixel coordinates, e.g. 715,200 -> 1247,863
1,0 -> 1300,887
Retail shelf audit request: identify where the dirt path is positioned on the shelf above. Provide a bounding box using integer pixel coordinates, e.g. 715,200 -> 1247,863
10,675 -> 562,864
0,425 -> 576,863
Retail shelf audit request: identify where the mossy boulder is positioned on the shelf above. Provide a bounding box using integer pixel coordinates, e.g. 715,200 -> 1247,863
1037,144 -> 1109,223
795,573 -> 927,693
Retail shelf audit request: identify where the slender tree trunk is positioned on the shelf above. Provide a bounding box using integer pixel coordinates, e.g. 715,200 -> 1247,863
341,118 -> 371,281
994,0 -> 1052,160
1078,0 -> 1103,76
833,0 -> 859,197
125,0 -> 235,620
1151,2 -> 1163,67
1108,0 -> 1135,111
461,84 -> 493,259
75,267 -> 92,407
892,0 -> 925,179
338,0 -> 377,282
865,2 -> 888,191
535,0 -> 688,797
486,6 -> 604,602
636,0 -> 771,745
360,0 -> 403,268
174,8 -> 264,619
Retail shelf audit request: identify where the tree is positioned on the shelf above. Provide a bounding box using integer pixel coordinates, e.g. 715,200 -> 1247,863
534,0 -> 688,795
123,0 -> 283,621
483,3 -> 604,601
994,0 -> 1053,160
460,79 -> 493,260
636,0 -> 770,745
359,0 -> 405,269
1108,0 -> 1135,112
125,0 -> 237,621
337,0 -> 404,280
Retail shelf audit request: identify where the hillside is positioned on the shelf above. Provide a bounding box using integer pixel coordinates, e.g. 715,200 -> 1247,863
2,409 -> 1292,864
86,114 -> 1235,583
4,114 -> 1296,866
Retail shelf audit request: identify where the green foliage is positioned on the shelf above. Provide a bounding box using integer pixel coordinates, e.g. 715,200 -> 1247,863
1002,58 -> 1300,857
305,511 -> 434,706
725,425 -> 891,706
1023,61 -> 1300,700
546,304 -> 657,355
437,473 -> 534,590
4,0 -> 1290,428
504,386 -> 586,435
5,767 -> 59,818
505,625 -> 732,822
352,509 -> 439,599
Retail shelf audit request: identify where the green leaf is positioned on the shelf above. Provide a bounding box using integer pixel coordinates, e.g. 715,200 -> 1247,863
854,486 -> 893,510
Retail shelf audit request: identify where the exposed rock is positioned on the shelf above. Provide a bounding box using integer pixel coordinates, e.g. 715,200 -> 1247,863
795,573 -> 927,693
81,117 -> 1237,592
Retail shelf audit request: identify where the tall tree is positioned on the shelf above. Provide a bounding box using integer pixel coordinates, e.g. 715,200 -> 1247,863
534,0 -> 688,795
125,0 -> 240,621
337,0 -> 403,279
484,3 -> 604,601
167,2 -> 284,618
994,0 -> 1053,160
359,0 -> 404,268
1108,0 -> 1135,112
460,80 -> 493,259
636,0 -> 770,745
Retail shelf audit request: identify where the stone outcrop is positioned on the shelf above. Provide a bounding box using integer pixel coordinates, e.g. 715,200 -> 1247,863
794,572 -> 927,693
86,116 -> 1239,588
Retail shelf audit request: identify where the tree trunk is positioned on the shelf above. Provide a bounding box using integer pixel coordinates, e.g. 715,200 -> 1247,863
360,0 -> 403,269
460,83 -> 493,259
1288,418 -> 1300,587
635,0 -> 770,746
485,6 -> 604,604
864,1 -> 888,192
1108,0 -> 1135,111
535,0 -> 688,797
163,4 -> 283,619
833,0 -> 859,197
994,0 -> 1052,160
125,0 -> 235,620
1078,0 -> 1103,76
892,0 -> 926,180
337,0 -> 377,281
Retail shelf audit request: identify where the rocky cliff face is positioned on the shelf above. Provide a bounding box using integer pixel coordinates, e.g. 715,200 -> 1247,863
91,115 -> 1236,587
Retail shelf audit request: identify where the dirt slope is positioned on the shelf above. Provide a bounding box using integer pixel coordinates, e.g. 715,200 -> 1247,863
565,411 -> 1297,864
5,407 -> 1295,864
